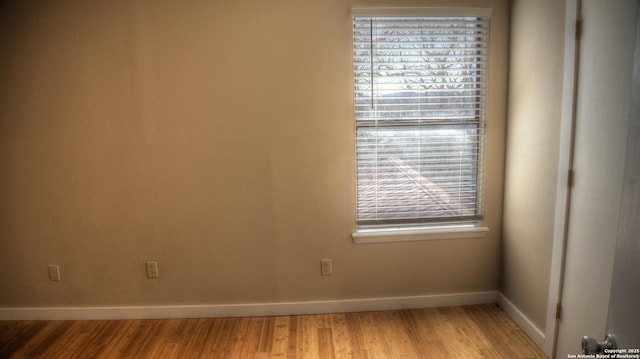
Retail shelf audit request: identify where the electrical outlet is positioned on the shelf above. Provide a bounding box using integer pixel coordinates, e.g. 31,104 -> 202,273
48,265 -> 61,281
320,259 -> 332,276
146,261 -> 159,278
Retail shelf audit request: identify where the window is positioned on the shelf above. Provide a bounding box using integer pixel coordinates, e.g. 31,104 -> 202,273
352,9 -> 490,241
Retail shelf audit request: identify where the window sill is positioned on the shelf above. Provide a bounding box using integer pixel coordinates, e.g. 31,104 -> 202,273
351,225 -> 489,244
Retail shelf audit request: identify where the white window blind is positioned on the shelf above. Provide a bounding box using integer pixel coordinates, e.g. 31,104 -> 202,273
353,12 -> 489,230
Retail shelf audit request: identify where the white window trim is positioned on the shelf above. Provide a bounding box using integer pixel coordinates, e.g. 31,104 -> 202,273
351,7 -> 493,18
351,8 -> 492,242
352,225 -> 489,244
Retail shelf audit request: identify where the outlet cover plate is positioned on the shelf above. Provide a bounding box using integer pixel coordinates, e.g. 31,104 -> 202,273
320,259 -> 332,276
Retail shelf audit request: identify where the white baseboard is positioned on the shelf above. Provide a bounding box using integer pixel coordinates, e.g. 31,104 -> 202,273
0,291 -> 498,321
497,293 -> 545,349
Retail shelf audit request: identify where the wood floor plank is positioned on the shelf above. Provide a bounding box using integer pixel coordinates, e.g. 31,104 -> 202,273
344,312 -> 368,359
317,328 -> 335,359
359,312 -> 389,359
300,314 -> 320,359
269,315 -> 290,357
286,315 -> 300,359
328,314 -> 352,359
0,304 -> 548,359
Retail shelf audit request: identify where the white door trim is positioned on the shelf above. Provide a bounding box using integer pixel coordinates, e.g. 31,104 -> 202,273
544,0 -> 581,357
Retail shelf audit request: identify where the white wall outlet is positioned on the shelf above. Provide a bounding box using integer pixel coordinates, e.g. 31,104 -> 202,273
320,258 -> 332,276
146,261 -> 159,278
48,265 -> 61,281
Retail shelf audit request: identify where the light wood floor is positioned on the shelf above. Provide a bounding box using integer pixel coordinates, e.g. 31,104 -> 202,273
0,304 -> 547,358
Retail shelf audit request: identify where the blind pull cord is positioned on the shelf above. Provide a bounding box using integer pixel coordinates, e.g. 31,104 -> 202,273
370,18 -> 374,109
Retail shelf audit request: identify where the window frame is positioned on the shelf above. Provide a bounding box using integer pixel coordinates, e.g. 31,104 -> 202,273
351,8 -> 491,243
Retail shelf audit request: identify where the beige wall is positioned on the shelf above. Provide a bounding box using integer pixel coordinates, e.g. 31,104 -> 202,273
502,0 -> 565,330
0,0 -> 508,307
